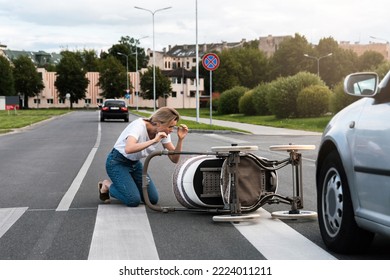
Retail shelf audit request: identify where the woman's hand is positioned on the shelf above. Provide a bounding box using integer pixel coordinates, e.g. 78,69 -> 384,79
177,124 -> 188,140
154,131 -> 168,143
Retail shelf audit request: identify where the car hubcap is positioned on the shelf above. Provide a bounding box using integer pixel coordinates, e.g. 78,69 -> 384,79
323,167 -> 343,237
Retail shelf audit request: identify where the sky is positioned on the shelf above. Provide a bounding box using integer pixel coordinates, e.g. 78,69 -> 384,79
1,0 -> 389,54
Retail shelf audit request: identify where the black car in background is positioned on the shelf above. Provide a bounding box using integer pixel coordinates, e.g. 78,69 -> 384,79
100,99 -> 129,122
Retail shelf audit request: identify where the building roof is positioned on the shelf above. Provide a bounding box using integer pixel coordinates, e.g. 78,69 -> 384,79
2,49 -> 62,65
164,39 -> 247,58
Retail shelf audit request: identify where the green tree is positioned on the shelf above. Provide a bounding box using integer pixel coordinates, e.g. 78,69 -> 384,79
103,36 -> 149,71
78,49 -> 100,72
374,61 -> 390,79
238,89 -> 256,115
252,83 -> 272,116
139,66 -> 172,108
358,50 -> 384,71
97,56 -> 128,99
217,86 -> 248,115
314,37 -> 359,87
330,81 -> 358,114
0,56 -> 15,96
297,85 -> 333,117
208,47 -> 269,94
12,55 -> 44,109
266,72 -> 324,118
270,33 -> 312,79
54,51 -> 89,109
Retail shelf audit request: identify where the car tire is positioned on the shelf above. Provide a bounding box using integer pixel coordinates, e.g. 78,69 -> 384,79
317,150 -> 374,253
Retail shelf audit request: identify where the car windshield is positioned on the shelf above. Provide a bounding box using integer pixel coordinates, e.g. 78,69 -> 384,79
105,101 -> 125,107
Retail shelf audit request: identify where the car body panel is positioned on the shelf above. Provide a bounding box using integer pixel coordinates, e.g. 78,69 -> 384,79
317,71 -> 390,242
352,99 -> 390,223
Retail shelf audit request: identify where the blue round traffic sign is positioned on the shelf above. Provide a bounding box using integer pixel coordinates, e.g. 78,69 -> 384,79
202,53 -> 220,71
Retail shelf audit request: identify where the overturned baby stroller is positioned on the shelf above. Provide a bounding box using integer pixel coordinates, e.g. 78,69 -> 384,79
142,144 -> 316,222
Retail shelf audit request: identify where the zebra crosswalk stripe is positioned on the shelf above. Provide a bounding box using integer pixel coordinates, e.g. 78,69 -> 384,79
234,208 -> 336,260
88,204 -> 159,260
0,207 -> 28,238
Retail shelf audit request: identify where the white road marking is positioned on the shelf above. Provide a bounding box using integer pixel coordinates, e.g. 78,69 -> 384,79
234,208 -> 336,260
88,204 -> 159,260
0,207 -> 28,238
56,122 -> 101,211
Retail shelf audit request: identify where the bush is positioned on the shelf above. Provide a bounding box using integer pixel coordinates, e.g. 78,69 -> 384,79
297,85 -> 333,117
252,83 -> 271,115
217,86 -> 248,114
330,82 -> 358,114
238,90 -> 257,115
266,72 -> 324,118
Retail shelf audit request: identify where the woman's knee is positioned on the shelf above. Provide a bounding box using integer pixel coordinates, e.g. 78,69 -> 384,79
126,200 -> 141,207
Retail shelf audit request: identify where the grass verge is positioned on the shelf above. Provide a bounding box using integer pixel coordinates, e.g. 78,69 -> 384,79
0,109 -> 70,134
137,108 -> 332,133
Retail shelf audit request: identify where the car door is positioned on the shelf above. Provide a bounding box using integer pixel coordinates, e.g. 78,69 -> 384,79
352,98 -> 390,226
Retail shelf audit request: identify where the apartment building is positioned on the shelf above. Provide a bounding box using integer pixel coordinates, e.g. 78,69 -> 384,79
339,41 -> 390,60
1,49 -> 205,109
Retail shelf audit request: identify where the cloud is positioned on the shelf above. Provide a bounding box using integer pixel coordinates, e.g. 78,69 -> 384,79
1,0 -> 390,53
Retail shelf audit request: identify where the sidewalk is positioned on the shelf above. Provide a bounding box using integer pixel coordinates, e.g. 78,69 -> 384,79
180,116 -> 322,136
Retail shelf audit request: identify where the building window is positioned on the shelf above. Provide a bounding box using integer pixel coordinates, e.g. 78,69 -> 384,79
187,61 -> 190,69
189,91 -> 196,98
172,91 -> 177,98
47,99 -> 54,104
172,62 -> 177,69
172,77 -> 177,84
85,98 -> 91,104
34,99 -> 41,104
59,98 -> 66,104
97,98 -> 103,104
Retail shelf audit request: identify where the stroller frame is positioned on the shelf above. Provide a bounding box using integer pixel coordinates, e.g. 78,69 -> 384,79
142,144 -> 317,222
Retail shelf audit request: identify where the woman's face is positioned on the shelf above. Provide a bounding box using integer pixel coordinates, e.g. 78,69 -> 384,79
157,119 -> 177,134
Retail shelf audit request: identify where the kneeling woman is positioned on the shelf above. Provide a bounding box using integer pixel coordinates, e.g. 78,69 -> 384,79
98,107 -> 189,206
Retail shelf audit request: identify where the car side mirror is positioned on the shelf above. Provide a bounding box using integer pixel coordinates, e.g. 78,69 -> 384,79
344,72 -> 379,97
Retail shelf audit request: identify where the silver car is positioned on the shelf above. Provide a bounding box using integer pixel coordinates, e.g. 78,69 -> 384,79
316,71 -> 390,253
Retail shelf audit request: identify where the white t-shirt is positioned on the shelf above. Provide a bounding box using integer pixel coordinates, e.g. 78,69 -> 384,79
113,118 -> 171,161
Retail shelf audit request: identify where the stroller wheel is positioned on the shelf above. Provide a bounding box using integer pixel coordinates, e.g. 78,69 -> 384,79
271,210 -> 317,220
212,213 -> 260,223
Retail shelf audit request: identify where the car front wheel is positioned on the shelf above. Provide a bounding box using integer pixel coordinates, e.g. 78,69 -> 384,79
317,150 -> 374,253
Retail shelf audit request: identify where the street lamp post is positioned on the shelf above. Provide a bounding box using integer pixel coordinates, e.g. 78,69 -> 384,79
117,52 -> 129,96
304,52 -> 333,77
134,36 -> 148,111
135,6 -> 172,111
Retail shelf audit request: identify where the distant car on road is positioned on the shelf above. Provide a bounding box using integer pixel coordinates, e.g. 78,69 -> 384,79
100,99 -> 129,122
316,71 -> 390,253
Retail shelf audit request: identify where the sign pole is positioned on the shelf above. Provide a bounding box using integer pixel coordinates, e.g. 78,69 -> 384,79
202,53 -> 220,127
210,71 -> 212,125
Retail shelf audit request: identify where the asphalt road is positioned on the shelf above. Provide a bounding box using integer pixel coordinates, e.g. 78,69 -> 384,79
0,110 -> 389,261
